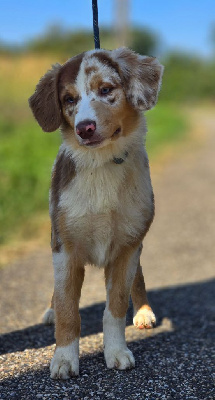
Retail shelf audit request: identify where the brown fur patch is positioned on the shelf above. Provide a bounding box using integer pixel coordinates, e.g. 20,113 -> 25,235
85,65 -> 98,75
57,211 -> 87,258
105,243 -> 153,320
58,53 -> 85,92
54,256 -> 85,346
131,264 -> 149,312
59,83 -> 80,103
105,244 -> 140,319
89,74 -> 105,93
51,150 -> 76,253
92,52 -> 121,76
51,150 -> 76,212
91,95 -> 140,140
29,63 -> 62,132
142,192 -> 155,237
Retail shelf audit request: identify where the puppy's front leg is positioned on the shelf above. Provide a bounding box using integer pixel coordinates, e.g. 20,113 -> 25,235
50,248 -> 85,379
103,247 -> 140,370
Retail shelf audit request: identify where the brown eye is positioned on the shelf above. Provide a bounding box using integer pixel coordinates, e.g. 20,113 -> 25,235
100,87 -> 112,95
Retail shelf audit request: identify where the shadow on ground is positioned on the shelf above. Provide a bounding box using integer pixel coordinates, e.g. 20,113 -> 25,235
1,279 -> 214,399
0,279 -> 214,355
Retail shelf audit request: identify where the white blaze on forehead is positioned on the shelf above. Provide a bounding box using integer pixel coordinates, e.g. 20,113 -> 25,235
75,58 -> 96,126
75,57 -> 88,93
75,94 -> 96,126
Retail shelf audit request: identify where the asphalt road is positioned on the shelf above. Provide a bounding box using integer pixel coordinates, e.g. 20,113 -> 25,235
0,109 -> 215,399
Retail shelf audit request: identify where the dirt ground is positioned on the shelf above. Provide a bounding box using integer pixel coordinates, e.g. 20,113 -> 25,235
0,107 -> 214,399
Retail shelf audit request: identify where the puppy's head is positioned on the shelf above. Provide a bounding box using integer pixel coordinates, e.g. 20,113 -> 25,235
29,48 -> 163,149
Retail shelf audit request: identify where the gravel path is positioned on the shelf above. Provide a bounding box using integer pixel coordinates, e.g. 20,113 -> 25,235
0,108 -> 215,399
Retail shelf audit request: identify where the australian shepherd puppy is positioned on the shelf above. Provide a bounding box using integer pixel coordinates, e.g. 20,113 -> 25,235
29,48 -> 163,379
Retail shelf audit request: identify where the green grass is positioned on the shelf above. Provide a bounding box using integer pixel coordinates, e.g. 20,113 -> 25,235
0,117 -> 61,244
146,103 -> 188,157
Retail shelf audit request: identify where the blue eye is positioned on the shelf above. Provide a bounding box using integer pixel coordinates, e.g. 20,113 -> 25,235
101,87 -> 111,95
66,96 -> 74,103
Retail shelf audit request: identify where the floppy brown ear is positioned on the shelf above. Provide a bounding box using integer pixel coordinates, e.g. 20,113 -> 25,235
112,48 -> 164,111
29,63 -> 62,132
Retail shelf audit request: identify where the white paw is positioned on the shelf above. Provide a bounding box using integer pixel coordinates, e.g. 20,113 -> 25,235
133,305 -> 156,329
50,342 -> 79,380
105,347 -> 135,370
42,308 -> 55,325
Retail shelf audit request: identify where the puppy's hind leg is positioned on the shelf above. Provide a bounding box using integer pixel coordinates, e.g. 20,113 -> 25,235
43,292 -> 55,325
131,251 -> 156,329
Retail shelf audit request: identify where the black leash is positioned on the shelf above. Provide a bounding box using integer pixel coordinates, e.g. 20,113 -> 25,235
92,0 -> 100,49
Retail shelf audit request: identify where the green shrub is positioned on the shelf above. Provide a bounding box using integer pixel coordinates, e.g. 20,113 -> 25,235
0,118 -> 61,243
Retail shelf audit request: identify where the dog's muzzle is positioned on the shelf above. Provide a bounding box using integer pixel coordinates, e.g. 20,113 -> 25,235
76,120 -> 103,147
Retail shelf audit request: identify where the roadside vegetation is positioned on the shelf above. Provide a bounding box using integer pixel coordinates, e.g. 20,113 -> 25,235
0,27 -> 214,246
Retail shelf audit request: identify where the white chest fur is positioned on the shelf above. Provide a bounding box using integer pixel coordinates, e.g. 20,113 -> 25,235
59,162 -> 125,218
58,151 -> 152,266
59,163 -> 125,266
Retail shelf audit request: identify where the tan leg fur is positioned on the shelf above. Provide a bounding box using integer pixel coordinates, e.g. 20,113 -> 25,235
50,249 -> 85,379
131,263 -> 156,329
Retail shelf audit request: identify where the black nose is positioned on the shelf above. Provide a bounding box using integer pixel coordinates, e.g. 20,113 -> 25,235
76,120 -> 96,140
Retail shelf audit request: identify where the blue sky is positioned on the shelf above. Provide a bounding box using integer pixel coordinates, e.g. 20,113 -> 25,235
0,0 -> 214,57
